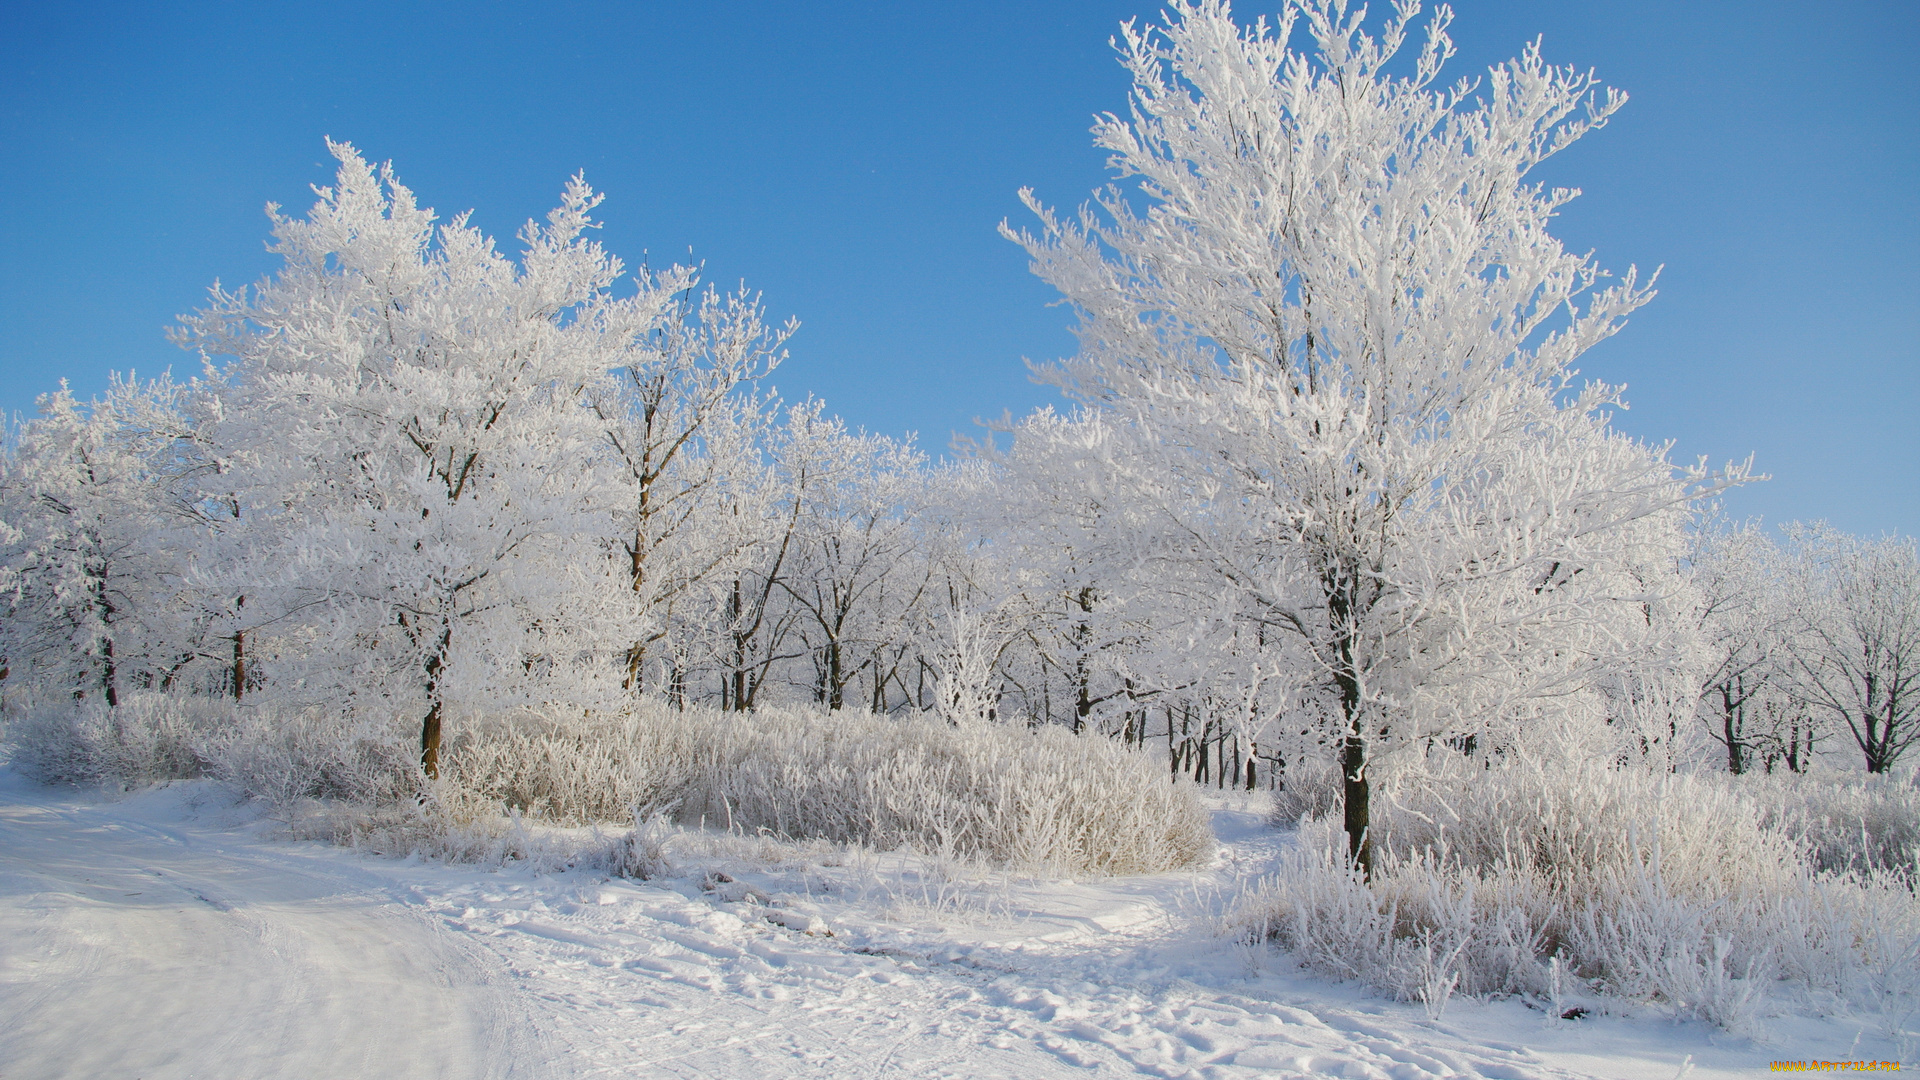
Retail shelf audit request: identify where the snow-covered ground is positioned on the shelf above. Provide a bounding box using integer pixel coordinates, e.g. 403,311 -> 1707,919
0,769 -> 1906,1079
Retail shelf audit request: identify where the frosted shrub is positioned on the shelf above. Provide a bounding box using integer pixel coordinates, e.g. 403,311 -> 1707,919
1742,770 -> 1920,881
1239,754 -> 1920,1030
213,709 -> 421,808
8,693 -> 222,787
1268,757 -> 1343,826
6,693 -> 1210,876
444,705 -> 703,824
448,703 -> 1214,875
4,691 -> 423,804
682,706 -> 1213,875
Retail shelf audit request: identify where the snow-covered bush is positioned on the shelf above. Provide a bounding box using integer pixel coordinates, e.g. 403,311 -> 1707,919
1238,754 -> 1920,1031
7,692 -> 220,787
211,708 -> 421,808
1267,758 -> 1343,826
5,691 -> 421,804
1744,769 -> 1920,881
4,692 -> 1210,876
448,703 -> 1213,875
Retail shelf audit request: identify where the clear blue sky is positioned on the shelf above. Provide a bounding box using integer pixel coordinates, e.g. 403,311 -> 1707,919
2,1 -> 1914,535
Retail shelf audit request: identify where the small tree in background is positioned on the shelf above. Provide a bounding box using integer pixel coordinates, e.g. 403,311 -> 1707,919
1688,520 -> 1815,774
1786,525 -> 1920,774
0,376 -> 201,705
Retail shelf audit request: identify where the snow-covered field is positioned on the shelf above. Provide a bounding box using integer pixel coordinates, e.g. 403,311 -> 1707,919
0,768 -> 1905,1079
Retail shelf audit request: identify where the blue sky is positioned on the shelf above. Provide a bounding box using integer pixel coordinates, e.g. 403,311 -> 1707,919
2,0 -> 1914,535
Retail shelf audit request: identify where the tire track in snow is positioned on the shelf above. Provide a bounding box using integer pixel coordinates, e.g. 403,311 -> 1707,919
419,872 -> 1605,1080
0,780 -> 554,1080
0,779 -> 1778,1079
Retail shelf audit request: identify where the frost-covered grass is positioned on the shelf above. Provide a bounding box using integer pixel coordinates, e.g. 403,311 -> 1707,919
8,693 -> 225,790
1744,769 -> 1920,881
469,704 -> 1212,875
1244,754 -> 1920,1033
3,693 -> 1212,876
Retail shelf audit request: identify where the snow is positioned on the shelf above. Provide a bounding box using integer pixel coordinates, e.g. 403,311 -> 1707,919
0,771 -> 1906,1079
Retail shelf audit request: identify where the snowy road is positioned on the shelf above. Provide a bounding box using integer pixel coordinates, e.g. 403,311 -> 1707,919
0,779 -> 549,1080
0,774 -> 1893,1079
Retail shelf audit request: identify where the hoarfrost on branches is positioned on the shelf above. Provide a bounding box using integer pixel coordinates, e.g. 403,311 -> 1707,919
1003,0 -> 1748,872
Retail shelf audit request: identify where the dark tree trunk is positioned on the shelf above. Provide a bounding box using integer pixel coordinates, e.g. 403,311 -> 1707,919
232,595 -> 248,703
1341,732 -> 1371,878
232,629 -> 246,703
420,624 -> 451,779
730,578 -> 748,712
1722,684 -> 1745,775
102,636 -> 119,708
91,564 -> 119,708
1325,559 -> 1373,879
827,639 -> 843,710
1336,658 -> 1372,879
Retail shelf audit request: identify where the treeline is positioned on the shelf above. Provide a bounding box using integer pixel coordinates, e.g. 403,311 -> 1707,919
0,145 -> 1246,787
2,141 -> 1916,803
9,0 -> 1920,853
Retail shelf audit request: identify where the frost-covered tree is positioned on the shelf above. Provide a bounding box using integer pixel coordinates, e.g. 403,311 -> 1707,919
1785,525 -> 1920,774
0,376 -> 202,704
773,402 -> 932,711
176,142 -> 695,775
1686,521 -> 1822,774
596,284 -> 791,695
986,408 -> 1156,732
1005,0 -> 1738,873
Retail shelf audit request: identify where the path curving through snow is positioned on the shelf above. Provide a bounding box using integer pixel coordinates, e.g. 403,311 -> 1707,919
0,773 -> 1891,1079
0,776 -> 552,1080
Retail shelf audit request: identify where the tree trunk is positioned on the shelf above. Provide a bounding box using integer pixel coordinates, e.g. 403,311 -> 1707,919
1721,684 -> 1744,774
1342,732 -> 1371,879
1336,657 -> 1372,879
730,578 -> 748,712
231,591 -> 249,703
232,629 -> 246,703
101,636 -> 119,708
827,639 -> 844,710
625,642 -> 645,694
420,624 -> 451,779
1326,567 -> 1373,878
624,522 -> 648,693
